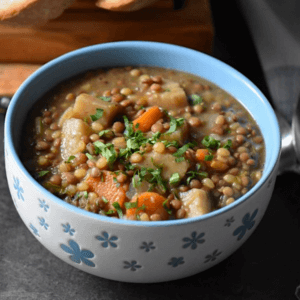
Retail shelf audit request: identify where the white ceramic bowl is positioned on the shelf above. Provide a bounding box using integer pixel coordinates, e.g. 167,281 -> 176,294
4,41 -> 281,283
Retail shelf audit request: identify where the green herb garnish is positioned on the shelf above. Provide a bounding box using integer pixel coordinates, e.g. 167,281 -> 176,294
94,141 -> 118,168
163,199 -> 172,215
166,116 -> 185,134
112,202 -> 123,218
204,154 -> 213,161
124,201 -> 138,209
102,196 -> 108,204
191,94 -> 203,105
175,157 -> 185,163
169,172 -> 180,185
38,170 -> 50,177
90,108 -> 104,121
98,129 -> 114,138
222,139 -> 232,149
186,170 -> 208,184
201,136 -> 220,149
162,140 -> 179,148
98,96 -> 111,102
65,155 -> 75,163
173,142 -> 196,158
85,153 -> 94,160
136,204 -> 146,216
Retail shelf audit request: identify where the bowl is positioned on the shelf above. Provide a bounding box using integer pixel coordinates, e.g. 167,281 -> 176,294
4,41 -> 281,283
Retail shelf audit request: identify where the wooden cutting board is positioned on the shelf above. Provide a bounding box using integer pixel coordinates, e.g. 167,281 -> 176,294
0,0 -> 214,96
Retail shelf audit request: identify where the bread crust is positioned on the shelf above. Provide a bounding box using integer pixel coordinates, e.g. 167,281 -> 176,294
0,0 -> 76,26
95,0 -> 160,12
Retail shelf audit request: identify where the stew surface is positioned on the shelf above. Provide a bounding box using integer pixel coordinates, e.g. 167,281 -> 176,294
21,66 -> 265,221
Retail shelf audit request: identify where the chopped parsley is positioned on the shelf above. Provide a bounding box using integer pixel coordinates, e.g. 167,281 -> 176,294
102,196 -> 109,203
190,94 -> 203,105
98,96 -> 111,102
90,108 -> 104,121
169,172 -> 180,185
162,140 -> 179,148
136,204 -> 146,219
94,141 -> 118,168
204,154 -> 213,161
38,170 -> 50,177
119,116 -> 161,159
173,142 -> 196,158
98,129 -> 114,138
201,136 -> 220,149
175,157 -> 185,163
65,155 -> 75,163
163,199 -> 172,215
186,169 -> 208,184
113,177 -> 120,187
124,200 -> 138,209
112,202 -> 123,218
133,165 -> 167,193
222,139 -> 232,149
85,153 -> 94,160
166,116 -> 185,134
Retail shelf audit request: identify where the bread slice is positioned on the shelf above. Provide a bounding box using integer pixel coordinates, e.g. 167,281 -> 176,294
0,0 -> 75,26
95,0 -> 160,12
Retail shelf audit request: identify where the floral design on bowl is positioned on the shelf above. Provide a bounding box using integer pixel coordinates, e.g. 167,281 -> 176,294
123,261 -> 142,271
168,257 -> 185,267
233,209 -> 258,240
60,240 -> 95,267
140,242 -> 156,252
182,231 -> 205,250
96,231 -> 118,248
13,176 -> 24,201
62,223 -> 75,236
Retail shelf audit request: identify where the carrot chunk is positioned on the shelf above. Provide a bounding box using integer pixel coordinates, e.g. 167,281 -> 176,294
195,148 -> 210,162
132,106 -> 164,132
86,171 -> 127,213
126,192 -> 169,220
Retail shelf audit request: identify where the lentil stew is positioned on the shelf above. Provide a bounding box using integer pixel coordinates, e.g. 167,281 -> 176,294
21,66 -> 265,221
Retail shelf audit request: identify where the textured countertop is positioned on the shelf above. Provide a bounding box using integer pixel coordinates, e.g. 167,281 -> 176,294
1,1 -> 300,299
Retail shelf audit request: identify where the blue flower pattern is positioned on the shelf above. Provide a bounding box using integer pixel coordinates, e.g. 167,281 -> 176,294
233,209 -> 258,240
123,261 -> 141,271
38,217 -> 49,230
168,257 -> 185,267
13,176 -> 24,201
225,216 -> 235,227
140,242 -> 156,252
204,249 -> 222,263
39,199 -> 49,212
16,180 -> 258,274
183,231 -> 205,249
61,240 -> 95,267
96,231 -> 118,248
29,223 -> 40,237
62,223 -> 75,236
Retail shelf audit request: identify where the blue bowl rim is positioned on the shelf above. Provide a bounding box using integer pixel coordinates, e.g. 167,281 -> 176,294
5,41 -> 281,227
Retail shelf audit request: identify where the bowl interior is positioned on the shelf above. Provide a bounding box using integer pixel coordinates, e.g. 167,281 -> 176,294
5,41 -> 281,225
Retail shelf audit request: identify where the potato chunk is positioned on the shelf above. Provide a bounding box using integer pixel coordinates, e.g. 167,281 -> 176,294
160,121 -> 189,145
134,151 -> 190,181
58,93 -> 122,127
180,188 -> 212,218
147,81 -> 188,110
60,118 -> 92,160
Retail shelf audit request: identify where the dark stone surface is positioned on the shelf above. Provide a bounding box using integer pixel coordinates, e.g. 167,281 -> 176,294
1,1 -> 300,299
